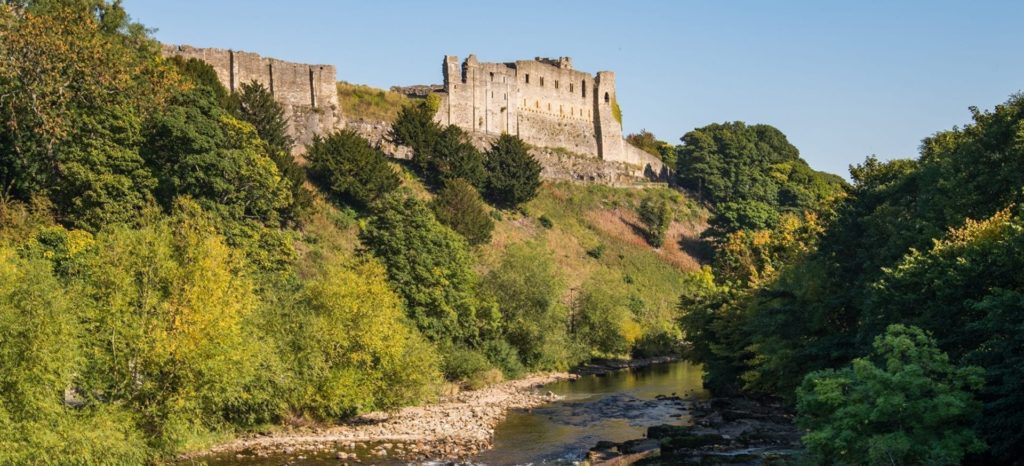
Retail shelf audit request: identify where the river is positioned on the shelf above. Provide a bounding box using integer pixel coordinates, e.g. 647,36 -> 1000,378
201,361 -> 707,466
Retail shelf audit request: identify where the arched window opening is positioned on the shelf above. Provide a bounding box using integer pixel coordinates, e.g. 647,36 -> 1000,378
525,74 -> 530,84
540,76 -> 545,87
582,80 -> 586,98
604,92 -> 610,103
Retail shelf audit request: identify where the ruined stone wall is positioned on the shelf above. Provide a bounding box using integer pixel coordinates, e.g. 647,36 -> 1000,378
161,44 -> 342,155
437,54 -> 666,179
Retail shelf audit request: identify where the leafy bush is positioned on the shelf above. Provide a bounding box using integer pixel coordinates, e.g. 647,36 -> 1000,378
586,244 -> 605,259
575,272 -> 641,356
482,339 -> 526,379
431,178 -> 494,245
484,134 -> 542,208
797,325 -> 984,465
638,195 -> 673,247
481,242 -> 566,368
538,214 -> 554,229
284,260 -> 441,420
306,130 -> 399,209
441,346 -> 492,381
70,200 -> 276,451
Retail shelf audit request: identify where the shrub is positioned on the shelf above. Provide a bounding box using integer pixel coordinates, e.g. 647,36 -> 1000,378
586,244 -> 605,259
538,214 -> 553,229
638,195 -> 673,247
797,324 -> 984,466
431,178 -> 494,245
441,346 -> 492,382
482,339 -> 526,379
306,130 -> 399,209
284,260 -> 441,420
481,242 -> 566,368
484,134 -> 542,208
69,200 -> 276,451
575,272 -> 641,356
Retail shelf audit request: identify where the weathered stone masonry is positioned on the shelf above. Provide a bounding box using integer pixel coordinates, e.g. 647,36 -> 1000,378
436,55 -> 666,179
161,44 -> 342,155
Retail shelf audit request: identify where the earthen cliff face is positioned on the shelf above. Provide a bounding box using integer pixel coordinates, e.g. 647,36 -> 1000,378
161,44 -> 342,155
436,55 -> 666,179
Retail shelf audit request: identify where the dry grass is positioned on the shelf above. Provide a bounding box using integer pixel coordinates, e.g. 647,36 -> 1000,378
336,81 -> 410,123
586,208 -> 706,272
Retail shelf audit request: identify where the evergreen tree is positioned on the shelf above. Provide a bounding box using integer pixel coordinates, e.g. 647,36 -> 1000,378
431,178 -> 493,245
306,130 -> 399,209
484,134 -> 542,208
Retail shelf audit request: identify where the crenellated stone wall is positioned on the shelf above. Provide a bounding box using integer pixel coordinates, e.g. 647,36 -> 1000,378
435,54 -> 667,180
161,44 -> 342,155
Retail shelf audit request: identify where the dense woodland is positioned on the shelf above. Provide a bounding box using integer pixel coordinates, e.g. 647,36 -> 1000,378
2,2 -> 1020,465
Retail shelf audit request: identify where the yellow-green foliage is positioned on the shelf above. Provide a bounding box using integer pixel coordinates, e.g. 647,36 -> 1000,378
287,259 -> 441,419
71,199 -> 272,451
336,81 -> 411,123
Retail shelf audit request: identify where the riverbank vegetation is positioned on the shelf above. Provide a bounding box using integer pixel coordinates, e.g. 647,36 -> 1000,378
676,92 -> 1024,463
0,2 -> 702,463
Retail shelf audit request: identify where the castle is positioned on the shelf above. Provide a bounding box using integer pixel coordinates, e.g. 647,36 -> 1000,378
435,55 -> 666,178
160,45 -> 666,181
161,44 -> 342,154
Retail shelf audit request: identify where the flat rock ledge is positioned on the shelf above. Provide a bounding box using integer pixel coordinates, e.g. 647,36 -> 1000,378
178,372 -> 576,463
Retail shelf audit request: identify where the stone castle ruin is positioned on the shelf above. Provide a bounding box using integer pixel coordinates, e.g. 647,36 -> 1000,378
160,44 -> 666,182
435,55 -> 666,179
161,44 -> 342,154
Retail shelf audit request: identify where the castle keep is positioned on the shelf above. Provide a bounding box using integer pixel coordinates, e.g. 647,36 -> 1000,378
161,44 -> 342,154
436,55 -> 665,177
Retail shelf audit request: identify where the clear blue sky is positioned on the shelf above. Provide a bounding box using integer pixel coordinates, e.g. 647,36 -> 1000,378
125,0 -> 1023,178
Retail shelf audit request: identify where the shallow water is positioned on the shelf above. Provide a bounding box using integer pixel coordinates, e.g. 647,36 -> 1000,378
476,361 -> 708,465
199,361 -> 707,466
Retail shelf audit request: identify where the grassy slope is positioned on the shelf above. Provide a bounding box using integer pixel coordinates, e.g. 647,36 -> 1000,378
336,81 -> 411,123
484,182 -> 708,334
386,167 -> 709,337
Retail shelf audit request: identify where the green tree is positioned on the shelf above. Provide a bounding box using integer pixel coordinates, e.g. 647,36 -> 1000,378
360,194 -> 494,343
0,244 -> 150,464
70,200 -> 276,451
626,129 -> 676,167
484,134 -> 542,208
167,55 -> 229,105
869,208 -> 1024,462
233,80 -> 293,154
481,242 -> 567,368
306,129 -> 398,209
797,324 -> 984,466
424,125 -> 487,188
389,100 -> 441,164
0,4 -> 176,230
142,87 -> 293,225
638,195 -> 673,247
431,178 -> 494,245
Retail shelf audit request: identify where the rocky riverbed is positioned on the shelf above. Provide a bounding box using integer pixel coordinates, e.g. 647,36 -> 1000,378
586,397 -> 802,465
180,373 -> 577,463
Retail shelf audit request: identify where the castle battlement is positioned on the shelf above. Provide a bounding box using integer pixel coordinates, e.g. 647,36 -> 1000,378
436,54 -> 665,178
